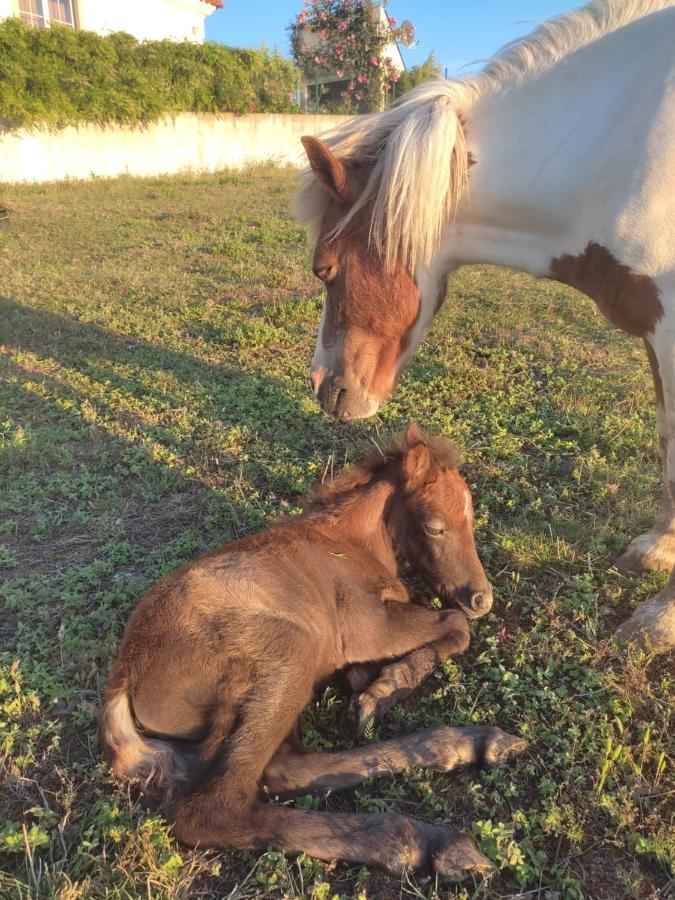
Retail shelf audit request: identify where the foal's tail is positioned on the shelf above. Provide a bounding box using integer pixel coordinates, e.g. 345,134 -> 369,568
100,676 -> 186,796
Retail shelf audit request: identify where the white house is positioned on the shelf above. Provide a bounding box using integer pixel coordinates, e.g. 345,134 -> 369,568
0,0 -> 222,43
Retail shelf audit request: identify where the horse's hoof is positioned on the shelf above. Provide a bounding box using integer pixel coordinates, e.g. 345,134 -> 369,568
616,530 -> 675,575
430,829 -> 494,880
480,728 -> 529,765
615,593 -> 675,652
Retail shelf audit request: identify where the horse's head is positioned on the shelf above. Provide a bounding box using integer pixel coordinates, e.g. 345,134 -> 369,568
301,136 -> 422,421
391,424 -> 492,618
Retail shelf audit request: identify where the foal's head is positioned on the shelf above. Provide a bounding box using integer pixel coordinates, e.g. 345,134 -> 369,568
312,424 -> 493,619
300,136 -> 422,421
388,424 -> 492,618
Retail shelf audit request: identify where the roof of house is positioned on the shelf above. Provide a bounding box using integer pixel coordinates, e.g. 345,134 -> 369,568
204,0 -> 224,7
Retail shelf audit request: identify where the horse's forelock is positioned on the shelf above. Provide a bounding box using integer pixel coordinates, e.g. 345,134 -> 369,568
294,81 -> 470,273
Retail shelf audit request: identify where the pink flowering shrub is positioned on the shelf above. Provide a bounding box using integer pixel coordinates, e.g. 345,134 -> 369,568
289,0 -> 410,111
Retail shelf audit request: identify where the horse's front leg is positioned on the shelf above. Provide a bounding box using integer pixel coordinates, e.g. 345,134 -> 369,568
616,331 -> 675,650
617,339 -> 675,575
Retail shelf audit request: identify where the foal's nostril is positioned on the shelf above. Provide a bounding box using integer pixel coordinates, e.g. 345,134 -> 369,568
471,592 -> 491,614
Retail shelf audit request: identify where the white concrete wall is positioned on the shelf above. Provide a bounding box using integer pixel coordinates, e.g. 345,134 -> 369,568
0,113 -> 352,184
77,0 -> 215,43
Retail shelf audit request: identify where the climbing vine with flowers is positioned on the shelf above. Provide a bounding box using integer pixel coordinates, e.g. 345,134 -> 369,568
289,0 -> 409,112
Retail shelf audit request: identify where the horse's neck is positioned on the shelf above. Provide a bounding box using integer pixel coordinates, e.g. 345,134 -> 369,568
441,8 -> 673,279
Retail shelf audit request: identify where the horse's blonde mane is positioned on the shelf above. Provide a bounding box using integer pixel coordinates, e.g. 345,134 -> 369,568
294,0 -> 672,272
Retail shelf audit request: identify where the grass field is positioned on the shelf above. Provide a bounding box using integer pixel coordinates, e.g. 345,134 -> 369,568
0,167 -> 672,899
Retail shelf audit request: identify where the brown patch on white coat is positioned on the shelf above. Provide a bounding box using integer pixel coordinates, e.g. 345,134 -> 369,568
550,242 -> 675,648
549,242 -> 664,337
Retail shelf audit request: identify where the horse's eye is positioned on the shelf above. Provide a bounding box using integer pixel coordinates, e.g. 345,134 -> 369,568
314,263 -> 337,283
424,522 -> 445,537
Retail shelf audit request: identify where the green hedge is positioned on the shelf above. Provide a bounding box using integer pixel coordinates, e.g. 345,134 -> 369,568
0,19 -> 301,129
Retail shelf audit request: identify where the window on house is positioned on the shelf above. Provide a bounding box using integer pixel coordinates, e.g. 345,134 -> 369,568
18,0 -> 75,29
18,0 -> 46,28
48,0 -> 75,26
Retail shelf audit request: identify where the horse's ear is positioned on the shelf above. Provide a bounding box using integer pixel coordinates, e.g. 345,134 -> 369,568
301,136 -> 351,204
402,424 -> 430,490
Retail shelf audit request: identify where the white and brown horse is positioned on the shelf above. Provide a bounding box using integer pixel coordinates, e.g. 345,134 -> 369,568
295,0 -> 675,649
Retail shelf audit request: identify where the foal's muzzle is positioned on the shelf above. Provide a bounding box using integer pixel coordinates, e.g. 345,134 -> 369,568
441,585 -> 494,620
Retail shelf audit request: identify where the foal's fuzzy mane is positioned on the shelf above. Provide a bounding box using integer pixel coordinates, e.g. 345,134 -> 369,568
307,432 -> 460,511
294,0 -> 671,272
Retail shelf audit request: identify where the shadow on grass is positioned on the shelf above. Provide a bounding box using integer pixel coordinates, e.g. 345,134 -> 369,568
1,294 -> 659,616
0,295 -> 364,492
0,292 -> 346,621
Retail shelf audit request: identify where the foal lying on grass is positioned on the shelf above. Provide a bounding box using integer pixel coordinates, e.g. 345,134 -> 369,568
101,424 -> 526,879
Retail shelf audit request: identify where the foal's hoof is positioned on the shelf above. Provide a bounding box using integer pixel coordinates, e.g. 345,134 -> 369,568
430,829 -> 494,881
479,727 -> 529,765
342,695 -> 377,741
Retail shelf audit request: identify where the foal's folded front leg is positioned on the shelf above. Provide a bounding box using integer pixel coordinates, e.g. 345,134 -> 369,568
347,610 -> 471,737
343,581 -> 431,693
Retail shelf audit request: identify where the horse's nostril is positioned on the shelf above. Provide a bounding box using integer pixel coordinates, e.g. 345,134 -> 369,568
309,370 -> 323,396
471,592 -> 490,613
334,388 -> 348,416
317,378 -> 347,418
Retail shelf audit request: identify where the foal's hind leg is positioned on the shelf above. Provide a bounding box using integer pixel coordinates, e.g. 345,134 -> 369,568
616,326 -> 675,649
263,725 -> 527,799
171,626 -> 492,879
174,724 -> 494,879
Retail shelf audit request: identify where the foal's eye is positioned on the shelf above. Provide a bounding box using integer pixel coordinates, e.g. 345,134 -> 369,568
424,522 -> 445,537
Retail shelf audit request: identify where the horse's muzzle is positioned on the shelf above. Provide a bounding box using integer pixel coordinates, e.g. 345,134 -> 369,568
312,371 -> 379,421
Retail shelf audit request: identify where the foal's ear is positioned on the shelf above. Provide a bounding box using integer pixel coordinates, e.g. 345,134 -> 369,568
402,443 -> 431,491
301,136 -> 352,204
402,424 -> 430,491
404,422 -> 425,446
